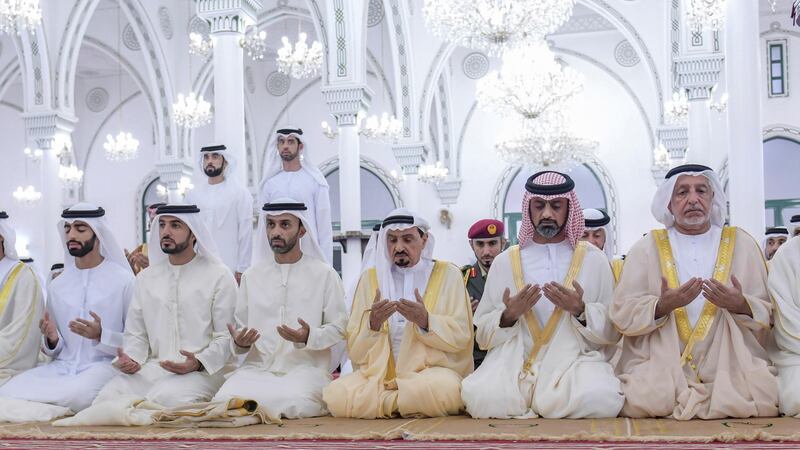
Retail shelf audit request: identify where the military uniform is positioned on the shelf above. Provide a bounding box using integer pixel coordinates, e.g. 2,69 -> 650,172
462,219 -> 505,369
461,261 -> 488,367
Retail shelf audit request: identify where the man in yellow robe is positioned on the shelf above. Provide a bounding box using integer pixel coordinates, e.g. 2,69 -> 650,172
323,209 -> 473,418
610,164 -> 777,420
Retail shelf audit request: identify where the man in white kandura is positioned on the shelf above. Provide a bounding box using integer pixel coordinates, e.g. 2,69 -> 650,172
767,234 -> 800,417
0,204 -> 134,422
186,144 -> 253,283
212,199 -> 346,422
56,204 -> 236,426
462,171 -> 623,419
259,127 -> 332,263
0,211 -> 44,386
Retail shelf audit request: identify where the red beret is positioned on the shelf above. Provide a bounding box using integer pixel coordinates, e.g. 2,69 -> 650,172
468,219 -> 504,239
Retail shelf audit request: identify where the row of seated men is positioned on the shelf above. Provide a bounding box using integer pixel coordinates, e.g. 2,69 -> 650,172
0,164 -> 799,425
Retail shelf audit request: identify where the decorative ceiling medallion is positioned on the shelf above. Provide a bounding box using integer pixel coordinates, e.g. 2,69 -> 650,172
123,23 -> 141,51
266,70 -> 291,96
614,40 -> 640,67
462,52 -> 490,79
367,0 -> 385,27
86,87 -> 109,112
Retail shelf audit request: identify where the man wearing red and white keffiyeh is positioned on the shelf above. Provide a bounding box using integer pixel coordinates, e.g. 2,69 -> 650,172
462,170 -> 622,420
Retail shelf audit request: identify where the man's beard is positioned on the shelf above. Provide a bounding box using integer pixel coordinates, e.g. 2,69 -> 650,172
534,219 -> 563,239
393,251 -> 411,267
67,235 -> 97,257
280,152 -> 298,162
161,237 -> 192,254
269,233 -> 300,254
675,211 -> 709,228
204,166 -> 224,177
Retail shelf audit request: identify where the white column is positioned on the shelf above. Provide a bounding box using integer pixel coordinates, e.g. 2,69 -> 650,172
725,0 -> 765,235
322,85 -> 371,288
392,142 -> 427,212
674,55 -> 724,165
197,0 -> 261,186
22,112 -> 77,273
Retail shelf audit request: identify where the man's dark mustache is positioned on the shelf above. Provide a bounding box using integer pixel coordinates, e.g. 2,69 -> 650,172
394,251 -> 408,257
67,240 -> 82,246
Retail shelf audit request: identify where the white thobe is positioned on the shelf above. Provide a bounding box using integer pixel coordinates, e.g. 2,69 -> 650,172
0,260 -> 134,418
667,225 -> 722,326
186,180 -> 253,274
259,169 -> 333,264
93,254 -> 236,408
386,260 -> 434,363
212,254 -> 347,420
767,236 -> 800,417
0,258 -> 44,386
462,242 -> 623,419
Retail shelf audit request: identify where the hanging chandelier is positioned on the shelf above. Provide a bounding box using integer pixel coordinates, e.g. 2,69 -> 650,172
173,92 -> 212,129
12,185 -> 41,206
104,131 -> 139,161
321,111 -> 403,143
156,176 -> 194,199
423,0 -> 575,55
58,164 -> 84,188
277,32 -> 323,79
0,0 -> 42,35
417,161 -> 449,184
189,32 -> 213,57
22,147 -> 42,162
664,90 -> 689,125
495,111 -> 597,168
476,42 -> 583,120
240,28 -> 268,61
653,143 -> 671,171
685,0 -> 726,31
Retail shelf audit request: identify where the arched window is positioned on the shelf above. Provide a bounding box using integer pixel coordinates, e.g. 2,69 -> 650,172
764,137 -> 800,226
139,177 -> 169,244
325,166 -> 398,272
502,165 -> 608,245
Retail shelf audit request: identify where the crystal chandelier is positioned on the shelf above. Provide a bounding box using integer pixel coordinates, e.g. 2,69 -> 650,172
156,176 -> 194,199
22,147 -> 42,162
277,32 -> 323,79
685,0 -> 726,31
389,169 -> 406,183
58,164 -> 84,188
477,42 -> 583,120
322,112 -> 403,143
12,185 -> 41,206
240,28 -> 268,61
189,32 -> 213,57
104,131 -> 139,161
417,161 -> 449,184
423,0 -> 576,55
360,112 -> 403,142
495,111 -> 597,168
173,92 -> 213,129
653,143 -> 670,171
0,0 -> 42,35
664,90 -> 689,125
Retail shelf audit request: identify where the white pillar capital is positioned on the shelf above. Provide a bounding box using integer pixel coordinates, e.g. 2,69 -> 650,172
321,84 -> 372,126
657,125 -> 689,162
196,0 -> 262,34
21,111 -> 77,151
156,159 -> 194,203
674,54 -> 725,101
391,142 -> 427,175
436,178 -> 462,205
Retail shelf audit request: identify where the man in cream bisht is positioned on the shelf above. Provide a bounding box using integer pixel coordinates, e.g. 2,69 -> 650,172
611,164 -> 777,420
767,235 -> 800,417
186,145 -> 253,282
0,211 -> 44,386
210,199 -> 346,422
462,171 -> 622,419
323,209 -> 473,418
0,204 -> 134,422
57,204 -> 237,426
259,127 -> 333,263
